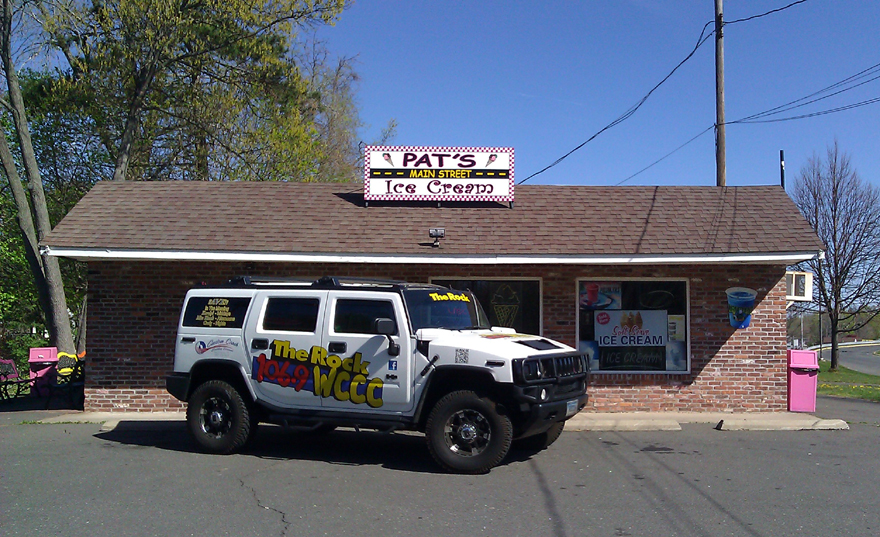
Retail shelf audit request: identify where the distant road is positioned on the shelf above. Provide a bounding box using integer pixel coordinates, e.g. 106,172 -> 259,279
816,343 -> 880,376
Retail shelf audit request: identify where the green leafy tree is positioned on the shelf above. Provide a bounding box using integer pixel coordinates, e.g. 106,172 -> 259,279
42,0 -> 346,181
0,193 -> 49,370
2,0 -> 368,359
1,0 -> 75,354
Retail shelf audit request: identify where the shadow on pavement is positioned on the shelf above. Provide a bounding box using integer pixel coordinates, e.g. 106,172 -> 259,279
0,394 -> 81,412
94,421 -> 544,473
0,395 -> 82,425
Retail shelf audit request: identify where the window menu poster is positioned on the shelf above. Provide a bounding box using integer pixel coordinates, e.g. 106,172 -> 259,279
578,280 -> 688,373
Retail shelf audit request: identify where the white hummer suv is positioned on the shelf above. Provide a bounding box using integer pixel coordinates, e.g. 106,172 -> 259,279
166,276 -> 589,473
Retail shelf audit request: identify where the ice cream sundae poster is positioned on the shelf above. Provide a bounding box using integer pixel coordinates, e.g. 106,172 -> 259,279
363,145 -> 514,202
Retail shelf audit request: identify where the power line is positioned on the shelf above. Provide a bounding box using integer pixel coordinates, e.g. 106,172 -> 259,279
615,127 -> 714,185
733,96 -> 880,124
724,0 -> 810,25
516,21 -> 715,185
732,61 -> 880,123
616,59 -> 880,184
518,0 -> 813,185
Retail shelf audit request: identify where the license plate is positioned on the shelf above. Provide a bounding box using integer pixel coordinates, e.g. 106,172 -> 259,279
566,399 -> 578,417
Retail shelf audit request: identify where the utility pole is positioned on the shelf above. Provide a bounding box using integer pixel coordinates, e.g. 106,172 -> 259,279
715,0 -> 726,187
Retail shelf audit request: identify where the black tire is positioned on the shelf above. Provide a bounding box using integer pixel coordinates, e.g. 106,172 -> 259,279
514,421 -> 565,452
425,390 -> 513,474
187,380 -> 252,454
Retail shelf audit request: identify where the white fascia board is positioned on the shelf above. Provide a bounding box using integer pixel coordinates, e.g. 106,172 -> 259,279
42,246 -> 824,265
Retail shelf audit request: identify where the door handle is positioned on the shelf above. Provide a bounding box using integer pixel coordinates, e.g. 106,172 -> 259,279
385,374 -> 398,381
251,338 -> 269,350
328,342 -> 347,354
181,337 -> 195,344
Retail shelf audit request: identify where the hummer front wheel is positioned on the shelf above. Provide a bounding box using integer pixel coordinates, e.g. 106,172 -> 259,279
425,390 -> 512,474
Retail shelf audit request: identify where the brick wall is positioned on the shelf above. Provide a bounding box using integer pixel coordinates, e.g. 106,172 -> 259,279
84,261 -> 788,413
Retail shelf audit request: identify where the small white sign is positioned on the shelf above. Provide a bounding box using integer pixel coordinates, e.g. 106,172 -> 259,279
364,146 -> 514,202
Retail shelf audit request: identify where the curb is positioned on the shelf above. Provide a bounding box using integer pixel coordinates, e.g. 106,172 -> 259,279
40,411 -> 185,432
39,410 -> 850,432
564,411 -> 849,432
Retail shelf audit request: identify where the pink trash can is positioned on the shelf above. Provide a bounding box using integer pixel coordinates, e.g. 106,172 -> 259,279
787,349 -> 819,412
28,347 -> 58,397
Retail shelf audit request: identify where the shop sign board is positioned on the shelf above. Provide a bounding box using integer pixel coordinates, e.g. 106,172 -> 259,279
363,146 -> 514,202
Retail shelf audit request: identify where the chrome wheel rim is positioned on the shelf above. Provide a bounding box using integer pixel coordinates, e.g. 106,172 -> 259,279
444,409 -> 491,457
199,396 -> 232,438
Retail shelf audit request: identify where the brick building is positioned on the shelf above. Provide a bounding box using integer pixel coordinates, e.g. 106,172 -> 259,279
42,182 -> 823,413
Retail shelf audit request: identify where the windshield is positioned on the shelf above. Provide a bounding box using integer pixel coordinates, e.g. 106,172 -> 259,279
403,289 -> 491,331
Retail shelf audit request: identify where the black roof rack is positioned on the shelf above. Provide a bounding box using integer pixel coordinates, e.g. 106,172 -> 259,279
223,275 -> 424,291
225,276 -> 313,287
311,276 -> 405,289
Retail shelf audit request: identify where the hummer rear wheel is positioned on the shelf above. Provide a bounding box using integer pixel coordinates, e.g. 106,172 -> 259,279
187,380 -> 252,454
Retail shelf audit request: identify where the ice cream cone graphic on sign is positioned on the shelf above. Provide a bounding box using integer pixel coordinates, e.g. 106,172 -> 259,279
486,153 -> 497,167
382,153 -> 393,166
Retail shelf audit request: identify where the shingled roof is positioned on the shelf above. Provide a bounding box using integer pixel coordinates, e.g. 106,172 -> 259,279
42,181 -> 823,264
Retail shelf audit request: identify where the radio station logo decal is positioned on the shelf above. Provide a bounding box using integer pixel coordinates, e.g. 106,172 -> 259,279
252,341 -> 384,408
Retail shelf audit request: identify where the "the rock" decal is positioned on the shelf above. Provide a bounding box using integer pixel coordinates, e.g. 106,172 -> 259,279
252,341 -> 384,408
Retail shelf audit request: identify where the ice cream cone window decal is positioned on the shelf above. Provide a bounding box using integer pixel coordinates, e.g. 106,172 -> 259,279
431,279 -> 540,335
578,280 -> 689,374
363,146 -> 514,202
491,284 -> 520,328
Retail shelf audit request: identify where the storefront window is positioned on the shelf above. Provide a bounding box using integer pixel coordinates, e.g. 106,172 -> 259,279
578,280 -> 688,373
431,279 -> 541,335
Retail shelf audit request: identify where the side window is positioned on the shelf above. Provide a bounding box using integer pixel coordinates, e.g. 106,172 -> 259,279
262,298 -> 320,332
334,299 -> 397,335
183,297 -> 251,329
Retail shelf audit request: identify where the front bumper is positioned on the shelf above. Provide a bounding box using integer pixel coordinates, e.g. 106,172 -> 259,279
511,392 -> 589,439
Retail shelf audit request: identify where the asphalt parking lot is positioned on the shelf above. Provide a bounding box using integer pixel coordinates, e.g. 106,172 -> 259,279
2,395 -> 878,537
822,342 -> 880,376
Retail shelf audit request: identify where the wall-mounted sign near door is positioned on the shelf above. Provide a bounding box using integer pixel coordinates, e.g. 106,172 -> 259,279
364,146 -> 514,203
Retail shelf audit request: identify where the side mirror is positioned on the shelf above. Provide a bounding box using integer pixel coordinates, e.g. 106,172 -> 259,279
373,318 -> 400,356
373,318 -> 396,335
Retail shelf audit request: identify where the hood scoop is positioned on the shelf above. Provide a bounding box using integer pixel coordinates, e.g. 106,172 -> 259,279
515,339 -> 562,351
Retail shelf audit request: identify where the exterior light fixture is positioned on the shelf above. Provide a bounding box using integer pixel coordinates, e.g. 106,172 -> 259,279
429,228 -> 445,248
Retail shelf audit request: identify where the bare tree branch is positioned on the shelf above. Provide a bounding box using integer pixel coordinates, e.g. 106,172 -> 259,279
791,141 -> 880,370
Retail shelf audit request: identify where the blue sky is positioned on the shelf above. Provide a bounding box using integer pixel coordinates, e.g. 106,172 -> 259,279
317,0 -> 880,189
